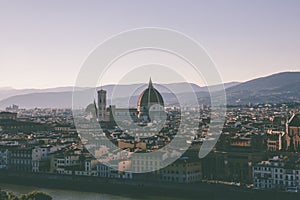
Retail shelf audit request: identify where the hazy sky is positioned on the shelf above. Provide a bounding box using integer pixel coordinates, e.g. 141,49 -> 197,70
0,0 -> 299,89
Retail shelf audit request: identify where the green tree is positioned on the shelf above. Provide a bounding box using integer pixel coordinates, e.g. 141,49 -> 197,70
7,192 -> 19,200
19,191 -> 52,200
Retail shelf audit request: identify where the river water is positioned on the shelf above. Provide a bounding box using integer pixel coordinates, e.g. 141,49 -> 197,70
0,183 -> 183,200
0,183 -> 131,200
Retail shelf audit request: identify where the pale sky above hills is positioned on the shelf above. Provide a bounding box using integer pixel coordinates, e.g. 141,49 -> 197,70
0,0 -> 299,89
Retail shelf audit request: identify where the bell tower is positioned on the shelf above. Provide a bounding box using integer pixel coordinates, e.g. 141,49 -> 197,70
97,89 -> 107,121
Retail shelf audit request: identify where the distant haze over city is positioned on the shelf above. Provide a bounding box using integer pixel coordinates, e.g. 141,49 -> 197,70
0,71 -> 299,109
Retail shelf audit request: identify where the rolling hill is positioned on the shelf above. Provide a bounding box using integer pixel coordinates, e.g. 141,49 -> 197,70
226,72 -> 300,104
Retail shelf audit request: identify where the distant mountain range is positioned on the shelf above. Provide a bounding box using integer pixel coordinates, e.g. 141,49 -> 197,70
0,71 -> 299,109
0,87 -> 78,102
225,71 -> 300,104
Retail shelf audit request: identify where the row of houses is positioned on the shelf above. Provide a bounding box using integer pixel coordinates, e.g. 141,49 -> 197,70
0,144 -> 203,184
253,155 -> 300,191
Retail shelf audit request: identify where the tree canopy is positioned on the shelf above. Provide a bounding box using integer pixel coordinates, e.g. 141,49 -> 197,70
0,190 -> 52,200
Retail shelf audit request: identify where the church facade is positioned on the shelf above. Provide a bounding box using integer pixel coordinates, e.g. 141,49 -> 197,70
282,113 -> 300,152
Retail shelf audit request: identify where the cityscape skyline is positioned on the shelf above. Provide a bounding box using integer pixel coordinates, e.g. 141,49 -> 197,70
1,1 -> 300,199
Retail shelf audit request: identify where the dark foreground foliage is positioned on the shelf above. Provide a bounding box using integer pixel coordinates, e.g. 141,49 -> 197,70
0,190 -> 52,200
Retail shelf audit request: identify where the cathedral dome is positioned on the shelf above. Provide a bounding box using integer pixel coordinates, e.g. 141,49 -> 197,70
137,78 -> 164,113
